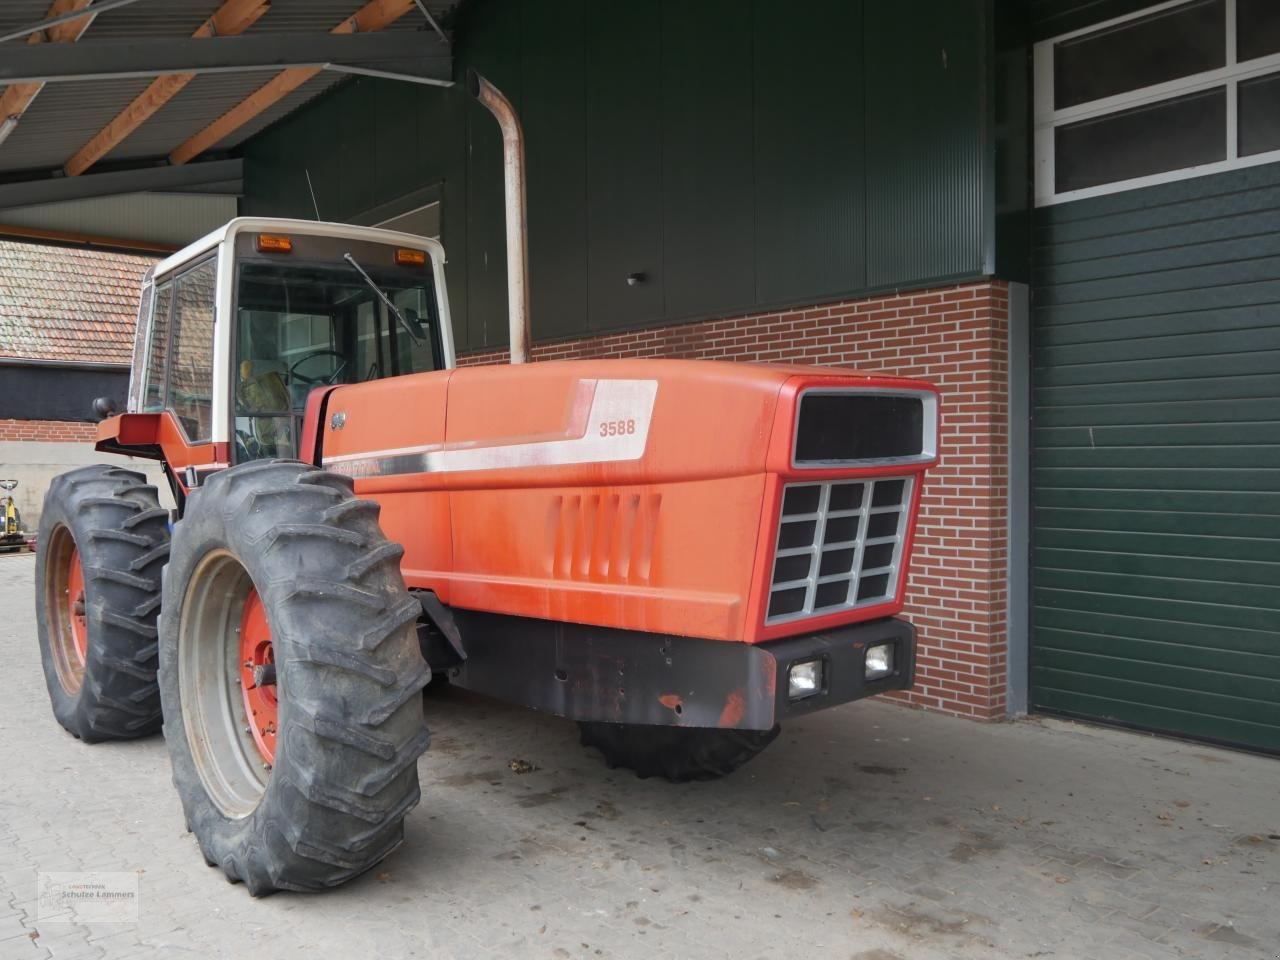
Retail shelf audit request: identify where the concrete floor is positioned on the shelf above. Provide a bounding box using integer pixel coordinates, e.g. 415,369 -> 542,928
1,550 -> 1277,960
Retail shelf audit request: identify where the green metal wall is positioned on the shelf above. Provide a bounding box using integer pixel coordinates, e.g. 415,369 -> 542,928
1031,164 -> 1280,753
239,0 -> 994,352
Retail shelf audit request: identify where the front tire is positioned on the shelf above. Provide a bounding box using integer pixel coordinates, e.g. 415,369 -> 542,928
159,460 -> 430,895
578,722 -> 781,782
35,465 -> 169,741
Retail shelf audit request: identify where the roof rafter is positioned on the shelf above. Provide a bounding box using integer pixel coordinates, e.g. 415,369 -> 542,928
63,0 -> 271,177
169,0 -> 417,166
0,0 -> 96,126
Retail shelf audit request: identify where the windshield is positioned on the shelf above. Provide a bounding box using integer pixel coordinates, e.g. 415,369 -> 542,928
232,258 -> 442,462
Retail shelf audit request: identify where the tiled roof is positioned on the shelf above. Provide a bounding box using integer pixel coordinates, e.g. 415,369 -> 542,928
0,241 -> 157,366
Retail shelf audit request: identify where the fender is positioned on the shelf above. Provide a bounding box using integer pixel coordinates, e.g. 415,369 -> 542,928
95,412 -> 228,495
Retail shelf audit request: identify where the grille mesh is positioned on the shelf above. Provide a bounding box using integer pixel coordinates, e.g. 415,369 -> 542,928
766,476 -> 912,624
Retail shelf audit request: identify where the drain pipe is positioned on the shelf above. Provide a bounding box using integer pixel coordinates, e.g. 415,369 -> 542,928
468,69 -> 532,364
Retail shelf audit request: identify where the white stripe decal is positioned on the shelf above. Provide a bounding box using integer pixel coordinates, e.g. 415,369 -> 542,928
323,378 -> 658,478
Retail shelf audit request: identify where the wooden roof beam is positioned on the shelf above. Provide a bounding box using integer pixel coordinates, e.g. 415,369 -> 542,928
168,0 -> 415,167
63,0 -> 271,176
0,0 -> 95,125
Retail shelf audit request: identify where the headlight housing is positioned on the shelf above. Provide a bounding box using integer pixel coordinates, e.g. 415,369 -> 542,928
787,658 -> 823,700
865,643 -> 895,679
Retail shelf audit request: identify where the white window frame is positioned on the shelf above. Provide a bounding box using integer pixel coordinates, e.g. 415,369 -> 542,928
1034,0 -> 1280,206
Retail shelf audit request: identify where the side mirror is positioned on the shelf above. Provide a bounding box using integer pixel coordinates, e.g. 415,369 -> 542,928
92,396 -> 118,420
400,308 -> 429,342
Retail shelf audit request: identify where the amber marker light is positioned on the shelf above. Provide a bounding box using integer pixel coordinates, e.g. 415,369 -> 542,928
256,234 -> 293,253
395,247 -> 427,266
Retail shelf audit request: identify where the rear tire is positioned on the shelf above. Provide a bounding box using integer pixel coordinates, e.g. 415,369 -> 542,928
158,460 -> 430,895
578,722 -> 781,782
35,465 -> 169,741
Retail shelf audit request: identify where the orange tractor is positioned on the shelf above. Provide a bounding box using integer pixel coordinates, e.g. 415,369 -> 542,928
34,75 -> 939,895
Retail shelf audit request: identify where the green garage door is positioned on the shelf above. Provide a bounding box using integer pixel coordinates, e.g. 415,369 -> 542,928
1031,164 -> 1280,754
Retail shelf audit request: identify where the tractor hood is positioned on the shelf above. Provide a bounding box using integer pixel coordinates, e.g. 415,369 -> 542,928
319,359 -> 938,643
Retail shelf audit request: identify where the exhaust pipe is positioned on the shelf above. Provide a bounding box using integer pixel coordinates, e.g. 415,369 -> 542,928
468,69 -> 532,364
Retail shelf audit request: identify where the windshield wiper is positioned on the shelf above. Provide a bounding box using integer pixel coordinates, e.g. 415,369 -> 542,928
342,252 -> 426,343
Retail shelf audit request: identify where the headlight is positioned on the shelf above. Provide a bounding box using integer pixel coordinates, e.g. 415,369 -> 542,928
865,643 -> 894,679
788,659 -> 823,700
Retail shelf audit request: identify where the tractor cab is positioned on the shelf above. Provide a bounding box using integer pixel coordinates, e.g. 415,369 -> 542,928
109,218 -> 455,480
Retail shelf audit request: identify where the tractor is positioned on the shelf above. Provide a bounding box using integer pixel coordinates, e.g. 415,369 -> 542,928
33,74 -> 939,895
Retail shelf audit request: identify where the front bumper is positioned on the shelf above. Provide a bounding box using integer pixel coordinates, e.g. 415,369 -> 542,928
448,609 -> 915,731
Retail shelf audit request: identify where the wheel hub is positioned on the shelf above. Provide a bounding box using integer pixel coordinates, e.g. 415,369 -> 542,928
45,526 -> 88,695
66,545 -> 88,667
238,590 -> 278,765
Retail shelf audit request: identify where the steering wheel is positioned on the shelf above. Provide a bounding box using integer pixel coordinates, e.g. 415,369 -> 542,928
289,349 -> 348,386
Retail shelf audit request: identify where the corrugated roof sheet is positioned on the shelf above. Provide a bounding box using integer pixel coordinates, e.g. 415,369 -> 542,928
0,0 -> 452,178
0,240 -> 157,364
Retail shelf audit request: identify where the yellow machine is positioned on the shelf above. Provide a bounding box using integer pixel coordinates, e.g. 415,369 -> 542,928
1,480 -> 25,551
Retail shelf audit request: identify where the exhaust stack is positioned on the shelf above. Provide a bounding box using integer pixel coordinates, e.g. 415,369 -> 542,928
468,69 -> 532,364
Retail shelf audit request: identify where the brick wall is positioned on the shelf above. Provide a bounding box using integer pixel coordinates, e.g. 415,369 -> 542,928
0,419 -> 98,442
460,281 -> 1010,720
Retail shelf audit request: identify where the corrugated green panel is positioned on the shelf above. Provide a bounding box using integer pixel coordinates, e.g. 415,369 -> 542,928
1036,444 -> 1280,470
1037,421 -> 1280,447
240,0 -> 995,345
1036,321 -> 1280,366
1036,349 -> 1280,388
1036,606 -> 1280,659
584,1 -> 663,332
1032,279 -> 1280,330
1036,505 -> 1280,540
1036,232 -> 1280,289
462,0 -> 523,349
753,0 -> 865,304
1031,163 -> 1280,752
1037,527 -> 1278,565
337,81 -> 378,218
414,80 -> 471,352
1035,486 -> 1277,517
241,103 -> 319,218
1039,195 -> 1280,260
1035,582 -> 1276,633
865,0 -> 987,287
660,0 -> 754,320
372,79 -> 423,212
521,0 -> 586,343
1036,645 -> 1280,711
1032,685 -> 1280,753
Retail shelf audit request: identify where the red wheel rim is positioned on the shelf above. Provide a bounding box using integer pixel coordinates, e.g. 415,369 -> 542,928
66,545 -> 88,667
238,587 -> 277,765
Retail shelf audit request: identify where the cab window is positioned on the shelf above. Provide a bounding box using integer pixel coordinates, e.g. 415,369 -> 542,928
232,257 -> 440,462
167,258 -> 217,442
140,281 -> 173,414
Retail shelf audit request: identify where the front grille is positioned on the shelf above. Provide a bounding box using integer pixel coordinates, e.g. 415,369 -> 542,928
766,476 -> 913,624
